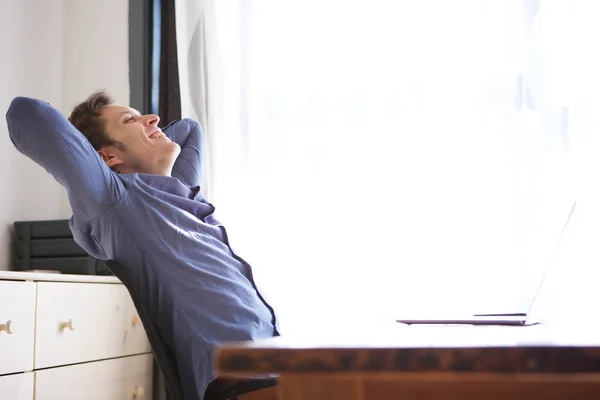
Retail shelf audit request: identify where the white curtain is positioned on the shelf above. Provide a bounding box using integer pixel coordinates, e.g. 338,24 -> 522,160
176,0 -> 600,333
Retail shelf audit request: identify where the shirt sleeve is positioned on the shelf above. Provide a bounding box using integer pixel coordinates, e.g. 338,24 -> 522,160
164,118 -> 205,188
6,97 -> 124,225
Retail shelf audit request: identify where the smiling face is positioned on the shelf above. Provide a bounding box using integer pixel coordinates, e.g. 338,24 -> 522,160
98,105 -> 180,175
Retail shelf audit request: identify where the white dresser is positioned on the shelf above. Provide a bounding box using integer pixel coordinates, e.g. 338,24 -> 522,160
0,271 -> 153,400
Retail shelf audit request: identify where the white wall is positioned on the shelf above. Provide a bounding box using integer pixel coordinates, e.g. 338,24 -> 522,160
0,0 -> 66,271
61,0 -> 130,216
0,0 -> 129,270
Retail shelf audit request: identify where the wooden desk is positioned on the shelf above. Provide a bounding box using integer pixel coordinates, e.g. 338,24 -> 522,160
215,324 -> 600,400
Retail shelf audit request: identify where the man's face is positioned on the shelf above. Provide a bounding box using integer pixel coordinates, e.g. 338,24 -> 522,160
99,105 -> 180,175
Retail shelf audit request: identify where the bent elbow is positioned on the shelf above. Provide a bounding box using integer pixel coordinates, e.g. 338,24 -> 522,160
6,96 -> 45,123
6,97 -> 51,145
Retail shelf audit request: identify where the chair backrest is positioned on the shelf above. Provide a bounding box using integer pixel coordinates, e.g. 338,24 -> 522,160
106,261 -> 278,400
105,261 -> 185,400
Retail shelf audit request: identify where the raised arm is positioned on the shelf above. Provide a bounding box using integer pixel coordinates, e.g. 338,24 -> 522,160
163,118 -> 206,188
6,97 -> 124,225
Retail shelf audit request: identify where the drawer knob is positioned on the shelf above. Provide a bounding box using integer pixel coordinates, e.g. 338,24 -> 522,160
132,385 -> 145,399
60,318 -> 75,332
0,320 -> 12,334
131,315 -> 142,327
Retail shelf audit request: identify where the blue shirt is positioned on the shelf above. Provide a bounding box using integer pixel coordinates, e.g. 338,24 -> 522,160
6,97 -> 278,399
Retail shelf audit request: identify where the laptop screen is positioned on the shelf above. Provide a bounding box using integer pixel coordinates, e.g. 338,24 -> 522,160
525,201 -> 577,324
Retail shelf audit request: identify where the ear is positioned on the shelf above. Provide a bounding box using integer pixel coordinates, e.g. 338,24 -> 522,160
98,147 -> 125,171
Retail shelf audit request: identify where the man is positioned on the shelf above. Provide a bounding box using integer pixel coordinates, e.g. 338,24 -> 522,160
6,93 -> 278,400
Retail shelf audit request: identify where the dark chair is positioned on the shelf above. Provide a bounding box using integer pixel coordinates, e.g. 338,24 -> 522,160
105,261 -> 277,400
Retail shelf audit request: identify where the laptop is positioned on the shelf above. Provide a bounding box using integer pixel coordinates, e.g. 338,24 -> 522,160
396,201 -> 577,327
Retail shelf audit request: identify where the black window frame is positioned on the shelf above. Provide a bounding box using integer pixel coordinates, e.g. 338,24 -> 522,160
129,0 -> 160,115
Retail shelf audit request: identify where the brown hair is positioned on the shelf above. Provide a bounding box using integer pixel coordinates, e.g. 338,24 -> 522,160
68,91 -> 121,150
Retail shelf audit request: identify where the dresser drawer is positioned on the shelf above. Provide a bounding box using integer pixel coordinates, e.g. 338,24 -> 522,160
0,372 -> 34,400
35,282 -> 151,369
35,354 -> 153,400
0,281 -> 36,375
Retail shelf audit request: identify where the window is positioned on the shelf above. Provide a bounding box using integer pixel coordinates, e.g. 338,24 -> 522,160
176,1 -> 597,332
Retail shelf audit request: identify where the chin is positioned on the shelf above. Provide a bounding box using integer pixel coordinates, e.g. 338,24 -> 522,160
169,142 -> 182,157
165,142 -> 181,165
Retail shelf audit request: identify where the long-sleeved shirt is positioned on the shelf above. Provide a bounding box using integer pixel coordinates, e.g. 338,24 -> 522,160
6,97 -> 278,400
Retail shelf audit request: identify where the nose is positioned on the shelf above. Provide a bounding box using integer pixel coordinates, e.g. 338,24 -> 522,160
143,114 -> 160,126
